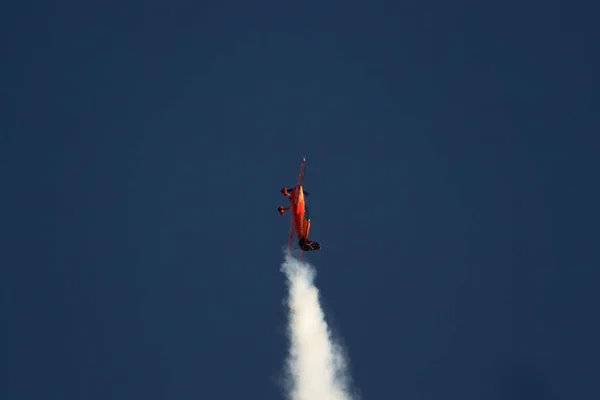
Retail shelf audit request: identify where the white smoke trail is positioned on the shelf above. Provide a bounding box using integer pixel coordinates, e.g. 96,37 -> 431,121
280,253 -> 357,400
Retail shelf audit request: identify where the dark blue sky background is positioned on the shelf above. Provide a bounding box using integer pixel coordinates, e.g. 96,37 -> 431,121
2,1 -> 599,399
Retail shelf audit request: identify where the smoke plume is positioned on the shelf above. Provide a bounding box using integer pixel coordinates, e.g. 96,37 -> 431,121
280,253 -> 357,400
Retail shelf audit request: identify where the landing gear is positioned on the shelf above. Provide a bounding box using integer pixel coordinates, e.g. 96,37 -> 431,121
281,187 -> 292,198
278,205 -> 289,215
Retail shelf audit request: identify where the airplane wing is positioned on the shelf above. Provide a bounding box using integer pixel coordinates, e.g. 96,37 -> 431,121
288,212 -> 294,252
295,157 -> 306,189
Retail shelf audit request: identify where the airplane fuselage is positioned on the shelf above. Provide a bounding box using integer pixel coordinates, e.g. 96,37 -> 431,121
290,185 -> 311,240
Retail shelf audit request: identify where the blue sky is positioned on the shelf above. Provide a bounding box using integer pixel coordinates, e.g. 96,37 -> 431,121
1,1 -> 599,399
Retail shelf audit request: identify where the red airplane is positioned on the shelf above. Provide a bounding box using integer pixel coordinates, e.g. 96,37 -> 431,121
277,157 -> 321,258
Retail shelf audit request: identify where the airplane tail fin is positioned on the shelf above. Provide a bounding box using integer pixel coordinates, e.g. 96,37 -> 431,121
298,237 -> 321,251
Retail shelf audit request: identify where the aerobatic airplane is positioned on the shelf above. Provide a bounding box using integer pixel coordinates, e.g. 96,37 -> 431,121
277,157 -> 321,258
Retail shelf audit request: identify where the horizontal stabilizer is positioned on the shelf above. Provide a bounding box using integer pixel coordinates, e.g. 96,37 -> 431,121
299,237 -> 321,251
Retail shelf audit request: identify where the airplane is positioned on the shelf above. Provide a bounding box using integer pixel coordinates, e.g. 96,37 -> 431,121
277,157 -> 321,259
